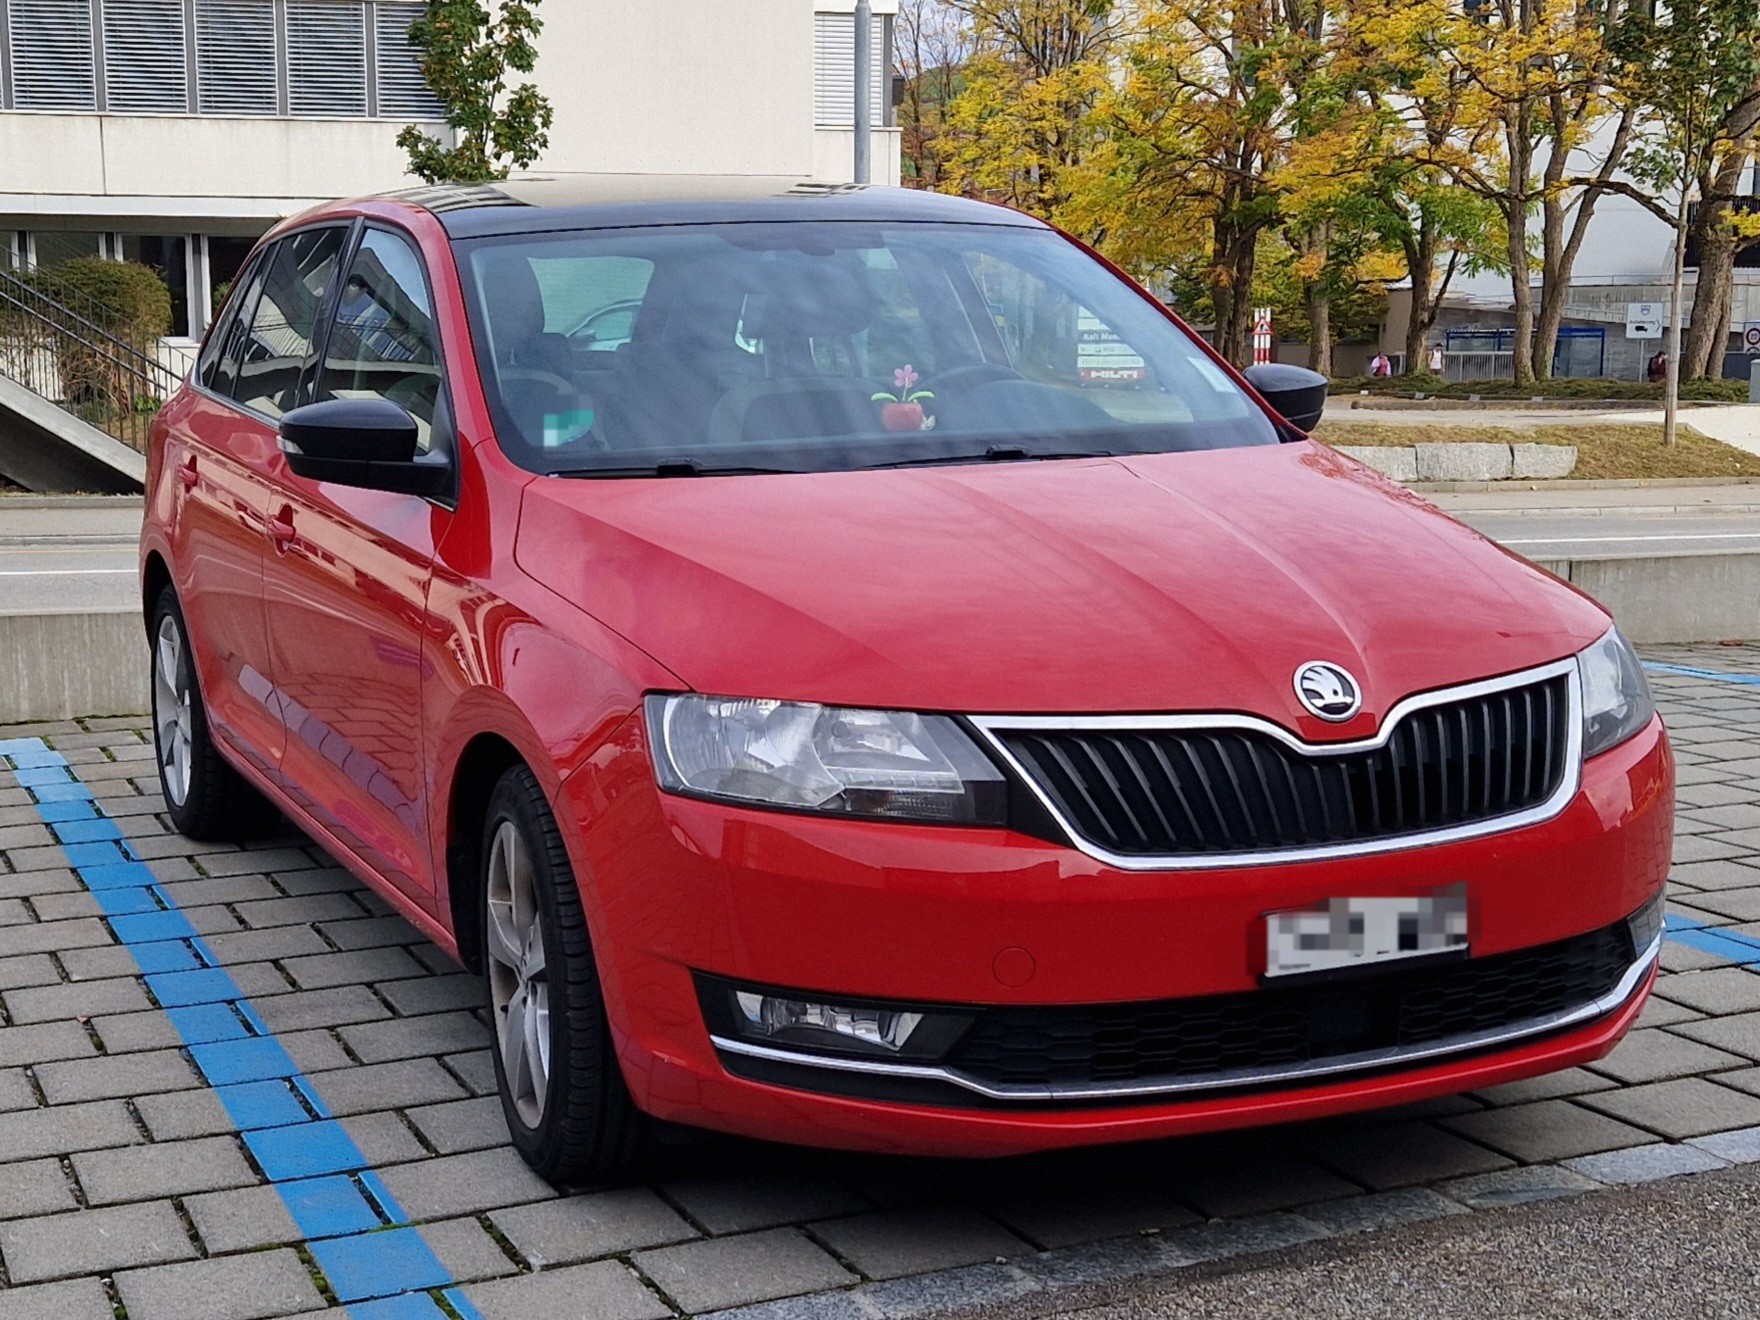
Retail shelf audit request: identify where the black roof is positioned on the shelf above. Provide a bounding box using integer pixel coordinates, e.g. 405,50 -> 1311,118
384,176 -> 1045,239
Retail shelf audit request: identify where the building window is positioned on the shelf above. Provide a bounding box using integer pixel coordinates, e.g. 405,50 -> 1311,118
2,0 -> 441,118
196,0 -> 277,114
29,230 -> 105,266
7,0 -> 97,110
286,0 -> 365,115
813,9 -> 892,128
103,0 -> 189,113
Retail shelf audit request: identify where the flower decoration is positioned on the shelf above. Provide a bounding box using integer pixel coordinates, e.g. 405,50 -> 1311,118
872,365 -> 935,404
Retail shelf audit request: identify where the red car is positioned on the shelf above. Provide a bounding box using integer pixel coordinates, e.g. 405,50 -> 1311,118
140,179 -> 1671,1181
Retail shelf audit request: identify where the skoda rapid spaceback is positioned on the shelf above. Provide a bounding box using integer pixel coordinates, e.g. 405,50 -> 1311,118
140,178 -> 1671,1180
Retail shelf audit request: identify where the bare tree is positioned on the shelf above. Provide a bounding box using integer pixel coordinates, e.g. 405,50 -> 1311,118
896,1 -> 973,188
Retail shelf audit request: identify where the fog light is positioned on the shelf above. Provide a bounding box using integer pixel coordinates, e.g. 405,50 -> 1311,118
736,992 -> 924,1053
696,974 -> 978,1062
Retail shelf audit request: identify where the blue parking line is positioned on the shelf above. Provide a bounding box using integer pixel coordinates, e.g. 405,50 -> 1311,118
1666,912 -> 1760,965
1645,661 -> 1760,687
0,738 -> 486,1320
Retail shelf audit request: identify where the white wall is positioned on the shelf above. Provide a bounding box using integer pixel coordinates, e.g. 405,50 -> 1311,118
0,112 -> 437,220
534,0 -> 816,177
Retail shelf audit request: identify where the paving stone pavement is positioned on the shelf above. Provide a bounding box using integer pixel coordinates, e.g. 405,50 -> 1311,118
0,648 -> 1759,1318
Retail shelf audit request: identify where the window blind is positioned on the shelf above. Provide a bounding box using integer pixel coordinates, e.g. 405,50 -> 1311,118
195,0 -> 276,113
813,10 -> 884,127
374,0 -> 441,119
102,0 -> 188,113
8,0 -> 96,110
286,0 -> 365,116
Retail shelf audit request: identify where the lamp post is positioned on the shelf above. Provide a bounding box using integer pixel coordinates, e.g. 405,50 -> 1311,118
854,0 -> 873,184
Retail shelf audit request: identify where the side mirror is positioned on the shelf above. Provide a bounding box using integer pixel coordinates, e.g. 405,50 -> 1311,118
1242,363 -> 1327,433
279,398 -> 451,498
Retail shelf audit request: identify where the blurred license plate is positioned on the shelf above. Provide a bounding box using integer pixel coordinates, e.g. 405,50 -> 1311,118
1265,887 -> 1468,978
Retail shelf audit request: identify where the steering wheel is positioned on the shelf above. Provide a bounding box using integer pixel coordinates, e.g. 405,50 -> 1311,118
497,367 -> 577,396
926,363 -> 1026,391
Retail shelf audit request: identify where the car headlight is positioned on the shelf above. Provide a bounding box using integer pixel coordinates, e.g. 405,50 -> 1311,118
644,694 -> 1007,824
1578,626 -> 1655,758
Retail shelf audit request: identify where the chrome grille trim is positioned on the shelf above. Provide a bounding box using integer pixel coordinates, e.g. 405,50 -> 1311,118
969,656 -> 1584,871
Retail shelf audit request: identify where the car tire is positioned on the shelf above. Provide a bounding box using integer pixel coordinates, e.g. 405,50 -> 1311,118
482,764 -> 650,1183
149,588 -> 280,842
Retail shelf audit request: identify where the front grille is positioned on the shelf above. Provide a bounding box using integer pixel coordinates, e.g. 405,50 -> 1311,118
944,920 -> 1634,1090
993,673 -> 1571,858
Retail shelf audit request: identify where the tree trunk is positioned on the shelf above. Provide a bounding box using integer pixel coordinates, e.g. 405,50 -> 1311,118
1306,284 -> 1331,375
1505,111 -> 1535,385
1683,154 -> 1748,379
1210,214 -> 1259,368
1402,224 -> 1437,375
1301,226 -> 1331,375
1534,109 -> 1634,380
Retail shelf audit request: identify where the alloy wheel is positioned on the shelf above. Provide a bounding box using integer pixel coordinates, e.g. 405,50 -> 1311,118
153,613 -> 193,808
487,819 -> 551,1127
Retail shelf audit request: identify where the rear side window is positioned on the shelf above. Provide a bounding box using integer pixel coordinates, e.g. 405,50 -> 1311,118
196,252 -> 261,391
205,256 -> 270,400
232,227 -> 347,419
315,228 -> 444,453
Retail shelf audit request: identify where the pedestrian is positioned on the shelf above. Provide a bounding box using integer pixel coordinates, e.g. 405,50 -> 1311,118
1646,349 -> 1668,384
1369,351 -> 1393,378
1427,342 -> 1445,374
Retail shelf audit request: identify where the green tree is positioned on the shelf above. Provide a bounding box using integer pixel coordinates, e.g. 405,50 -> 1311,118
397,0 -> 554,184
1607,0 -> 1760,431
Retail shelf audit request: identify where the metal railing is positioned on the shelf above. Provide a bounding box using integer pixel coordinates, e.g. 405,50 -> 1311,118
0,259 -> 188,454
1441,351 -> 1515,383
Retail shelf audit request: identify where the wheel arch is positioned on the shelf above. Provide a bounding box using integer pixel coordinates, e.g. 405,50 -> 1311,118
443,731 -> 530,974
142,550 -> 172,633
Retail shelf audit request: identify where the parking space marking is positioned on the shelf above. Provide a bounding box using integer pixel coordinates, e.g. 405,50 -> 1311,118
0,736 -> 485,1320
1646,661 -> 1760,687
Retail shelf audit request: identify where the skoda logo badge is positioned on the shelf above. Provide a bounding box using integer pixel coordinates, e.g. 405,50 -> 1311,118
1294,661 -> 1362,722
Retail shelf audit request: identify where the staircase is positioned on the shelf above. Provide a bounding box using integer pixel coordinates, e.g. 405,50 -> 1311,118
0,260 -> 165,493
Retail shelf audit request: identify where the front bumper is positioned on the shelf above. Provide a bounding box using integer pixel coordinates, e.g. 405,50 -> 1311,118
561,711 -> 1672,1156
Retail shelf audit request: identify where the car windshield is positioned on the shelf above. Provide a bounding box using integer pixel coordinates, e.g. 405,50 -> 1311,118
456,221 -> 1279,476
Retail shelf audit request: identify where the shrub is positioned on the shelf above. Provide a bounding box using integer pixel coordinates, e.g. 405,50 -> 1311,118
31,258 -> 173,345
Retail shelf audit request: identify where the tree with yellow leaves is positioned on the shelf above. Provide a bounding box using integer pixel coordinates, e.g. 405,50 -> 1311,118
1061,0 -> 1355,366
941,1 -> 1124,218
1358,0 -> 1635,384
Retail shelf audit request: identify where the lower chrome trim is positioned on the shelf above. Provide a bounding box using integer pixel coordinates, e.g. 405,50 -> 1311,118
710,932 -> 1659,1105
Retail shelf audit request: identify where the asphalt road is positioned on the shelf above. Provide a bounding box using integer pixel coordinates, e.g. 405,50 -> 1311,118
0,500 -> 139,614
1454,511 -> 1760,560
961,1164 -> 1760,1320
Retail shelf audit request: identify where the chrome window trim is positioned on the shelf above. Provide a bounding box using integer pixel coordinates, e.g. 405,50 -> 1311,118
711,930 -> 1658,1105
968,656 -> 1584,871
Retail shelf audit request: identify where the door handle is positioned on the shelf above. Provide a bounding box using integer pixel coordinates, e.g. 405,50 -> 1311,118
269,505 -> 296,552
176,455 -> 198,489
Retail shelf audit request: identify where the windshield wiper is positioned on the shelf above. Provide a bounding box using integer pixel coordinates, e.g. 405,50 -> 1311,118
871,445 -> 1114,470
548,458 -> 799,478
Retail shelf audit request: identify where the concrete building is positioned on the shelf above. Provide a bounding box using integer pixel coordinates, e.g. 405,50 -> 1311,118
0,0 -> 902,352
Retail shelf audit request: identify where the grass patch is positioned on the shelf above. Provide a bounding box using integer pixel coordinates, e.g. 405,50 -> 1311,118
1330,374 -> 1749,403
1313,421 -> 1760,480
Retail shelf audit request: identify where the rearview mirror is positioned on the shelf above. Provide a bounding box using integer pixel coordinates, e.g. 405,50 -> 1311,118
279,399 -> 451,498
1241,363 -> 1327,433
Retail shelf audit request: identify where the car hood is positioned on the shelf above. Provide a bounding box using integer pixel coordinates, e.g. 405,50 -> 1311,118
513,441 -> 1608,736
